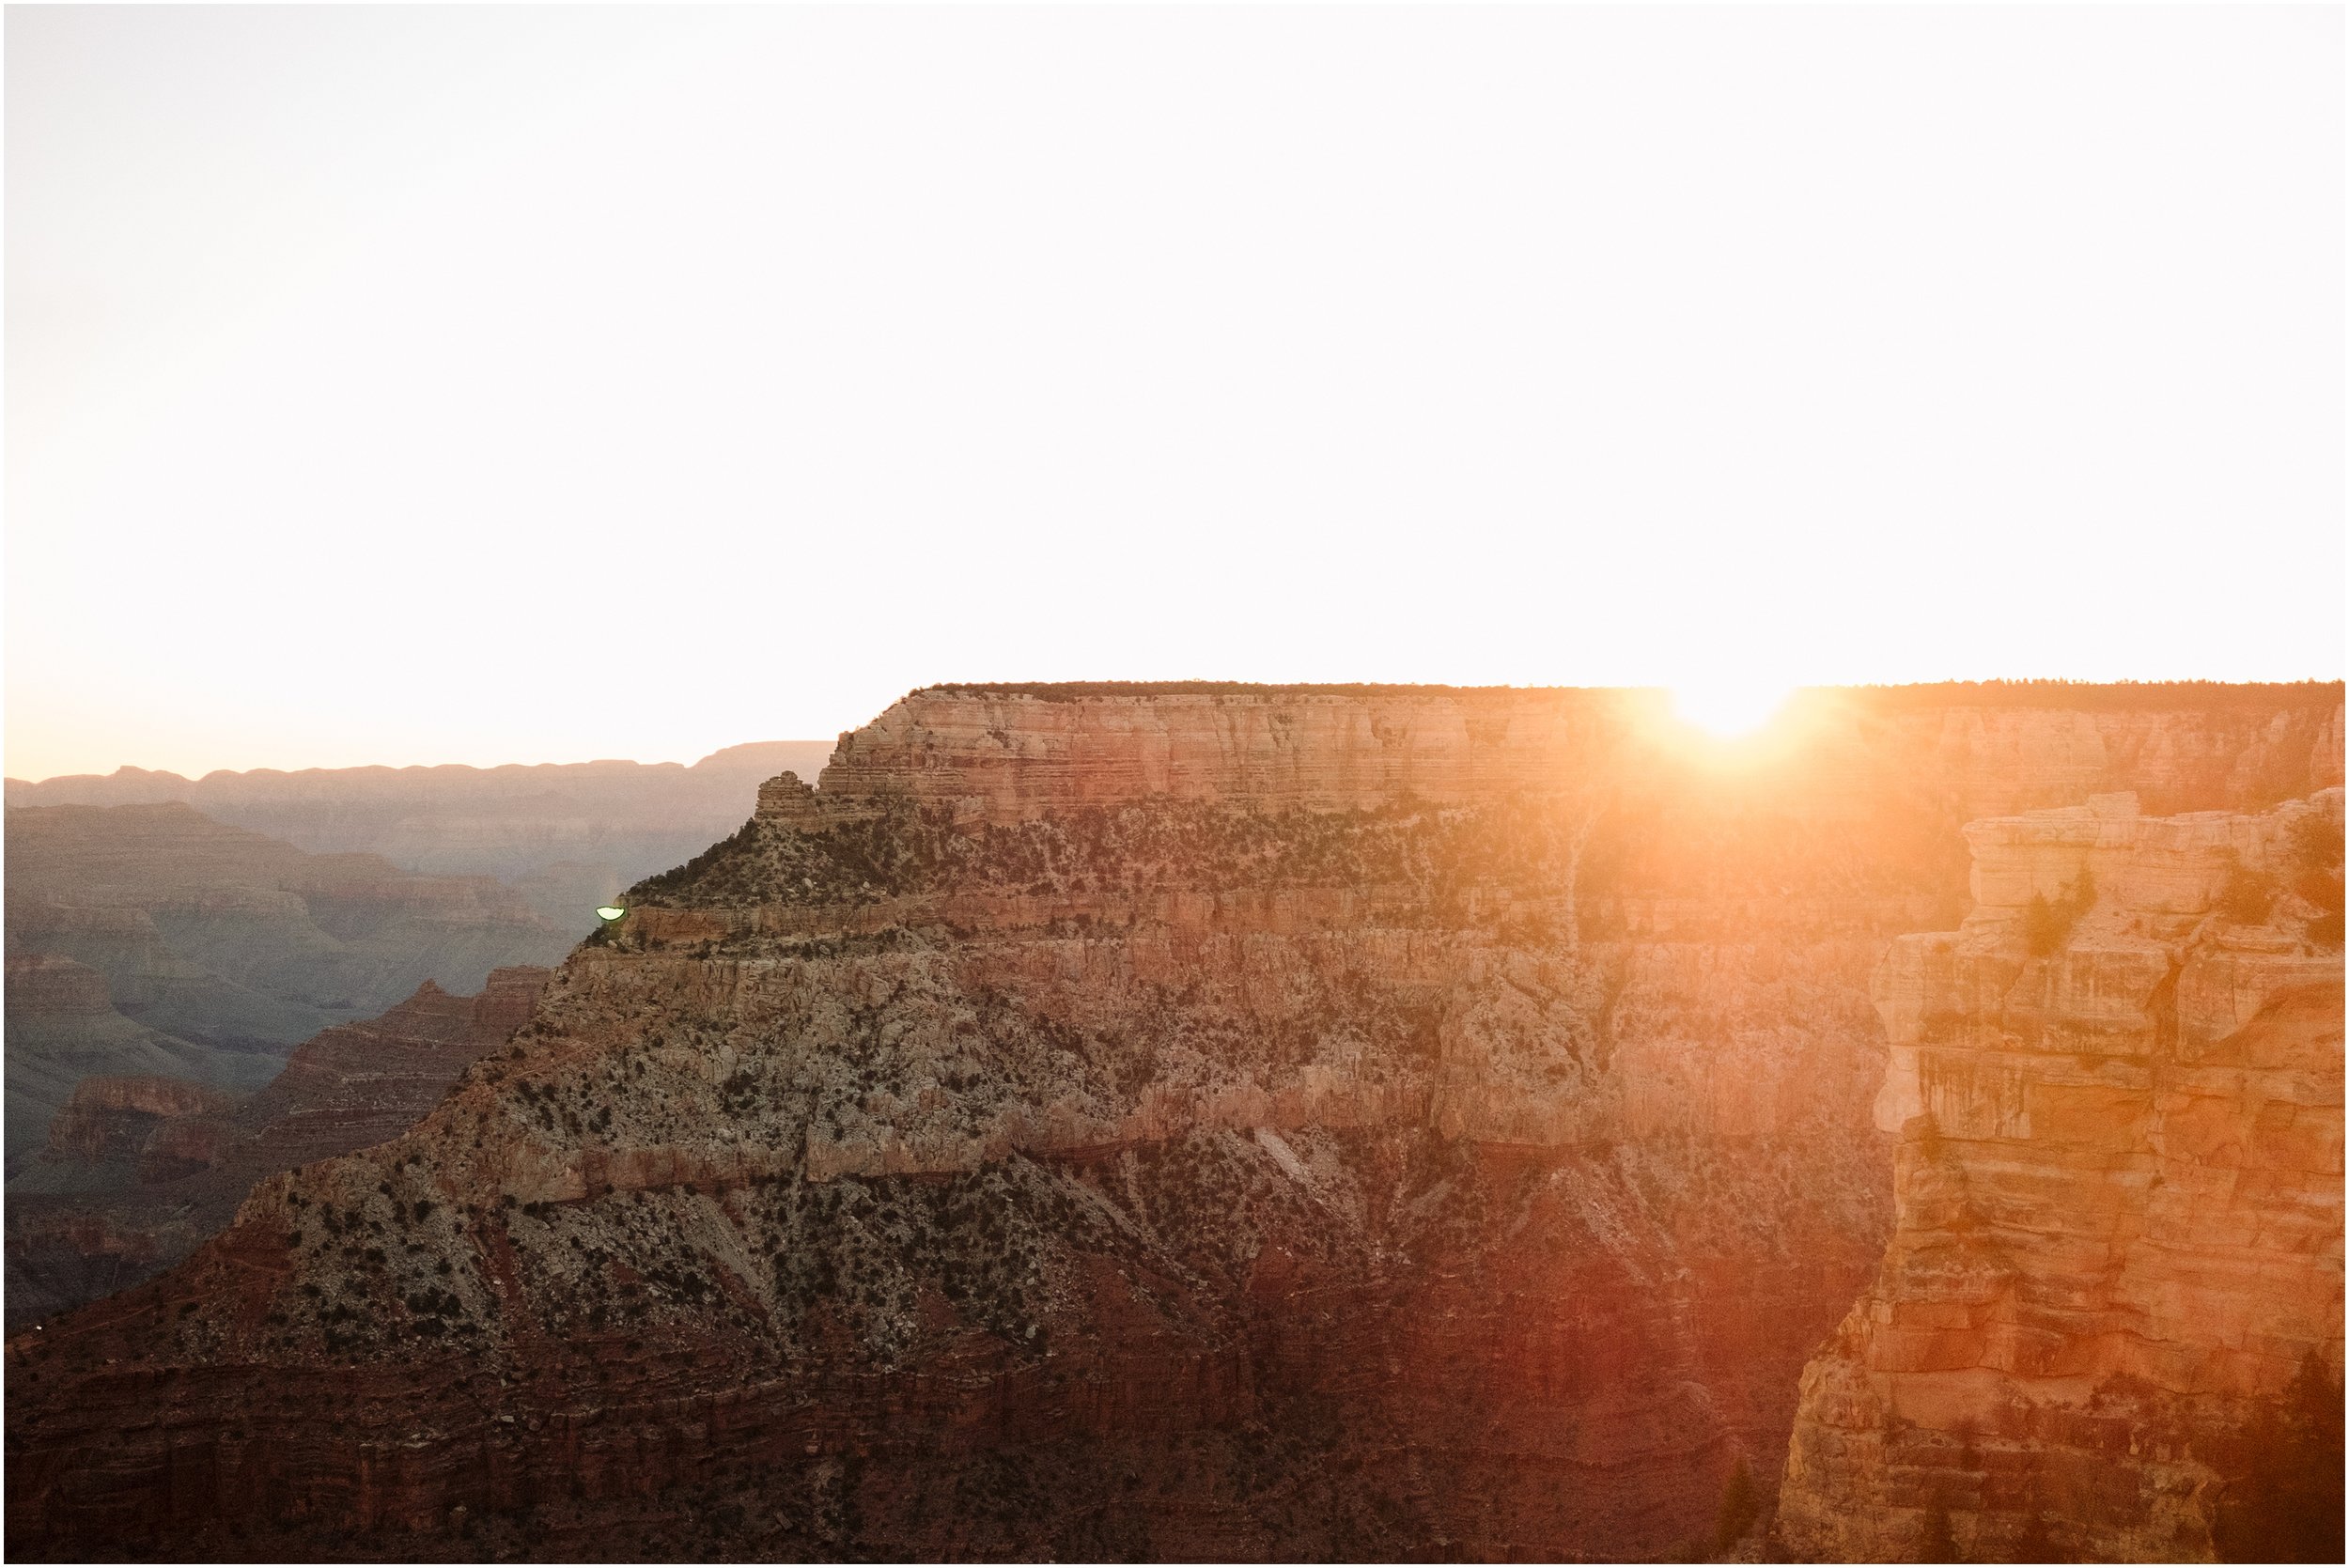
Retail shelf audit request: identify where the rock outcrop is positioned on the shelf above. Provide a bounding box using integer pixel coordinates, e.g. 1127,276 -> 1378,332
6,682 -> 2341,1561
1780,789 -> 2345,1562
6,970 -> 551,1333
38,1076 -> 240,1176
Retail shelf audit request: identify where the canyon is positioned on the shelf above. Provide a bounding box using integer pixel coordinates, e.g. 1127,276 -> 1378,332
4,803 -> 573,1161
7,743 -> 833,931
4,682 -> 2340,1561
7,969 -> 551,1333
4,953 -> 282,1172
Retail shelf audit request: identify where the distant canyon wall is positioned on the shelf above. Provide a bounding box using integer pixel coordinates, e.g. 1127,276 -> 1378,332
4,803 -> 571,1158
8,742 -> 833,927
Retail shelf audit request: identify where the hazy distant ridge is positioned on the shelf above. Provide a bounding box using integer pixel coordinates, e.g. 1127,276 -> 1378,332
7,741 -> 836,926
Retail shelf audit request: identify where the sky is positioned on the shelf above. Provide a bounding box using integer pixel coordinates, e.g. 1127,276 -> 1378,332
7,4 -> 2342,781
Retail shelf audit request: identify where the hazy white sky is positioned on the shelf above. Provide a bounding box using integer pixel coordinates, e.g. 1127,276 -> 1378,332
7,5 -> 2341,780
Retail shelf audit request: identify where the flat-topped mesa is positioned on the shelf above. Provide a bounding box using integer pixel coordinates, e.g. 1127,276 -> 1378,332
639,683 -> 2346,943
813,685 -> 1653,822
1781,787 -> 2345,1564
799,681 -> 2346,828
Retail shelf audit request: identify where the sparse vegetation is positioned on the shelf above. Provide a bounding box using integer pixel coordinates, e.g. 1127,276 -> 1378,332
2215,1353 -> 2345,1563
1917,1496 -> 1956,1563
2217,862 -> 2278,924
907,679 -> 2345,715
1713,1455 -> 1760,1554
2286,798 -> 2344,946
2024,866 -> 2096,957
20,691 -> 2343,1562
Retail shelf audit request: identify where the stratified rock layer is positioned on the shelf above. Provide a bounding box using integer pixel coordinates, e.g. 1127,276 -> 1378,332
6,682 -> 2341,1561
1780,789 -> 2344,1563
3,954 -> 280,1167
825,682 -> 2344,824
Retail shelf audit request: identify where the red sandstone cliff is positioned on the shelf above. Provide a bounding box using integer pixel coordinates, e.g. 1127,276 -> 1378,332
5,683 -> 2340,1561
1779,788 -> 2344,1562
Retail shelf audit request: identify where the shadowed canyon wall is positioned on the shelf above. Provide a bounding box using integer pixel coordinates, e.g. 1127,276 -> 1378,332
7,970 -> 550,1333
6,683 -> 2340,1561
4,954 -> 284,1171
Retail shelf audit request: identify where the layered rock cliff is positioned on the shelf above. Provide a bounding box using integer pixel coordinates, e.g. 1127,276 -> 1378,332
827,682 -> 2342,825
1780,788 -> 2344,1562
6,683 -> 2341,1561
6,970 -> 550,1333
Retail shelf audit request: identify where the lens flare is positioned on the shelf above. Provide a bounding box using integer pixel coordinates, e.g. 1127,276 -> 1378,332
595,906 -> 627,922
1671,680 -> 1794,738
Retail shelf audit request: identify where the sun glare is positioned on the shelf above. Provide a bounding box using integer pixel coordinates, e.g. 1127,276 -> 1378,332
1672,680 -> 1796,738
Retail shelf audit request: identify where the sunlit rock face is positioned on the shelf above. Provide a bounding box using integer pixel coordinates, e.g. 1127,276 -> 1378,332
820,683 -> 2341,825
1781,789 -> 2345,1564
5,683 -> 2340,1561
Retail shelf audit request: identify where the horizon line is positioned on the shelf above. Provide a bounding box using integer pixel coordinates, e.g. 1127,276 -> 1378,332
8,676 -> 2344,788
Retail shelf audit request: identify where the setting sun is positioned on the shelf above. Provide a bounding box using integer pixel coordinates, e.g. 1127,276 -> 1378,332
1672,679 -> 1797,737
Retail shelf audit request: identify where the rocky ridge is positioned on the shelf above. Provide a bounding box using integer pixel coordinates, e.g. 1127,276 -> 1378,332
5,682 -> 2341,1560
